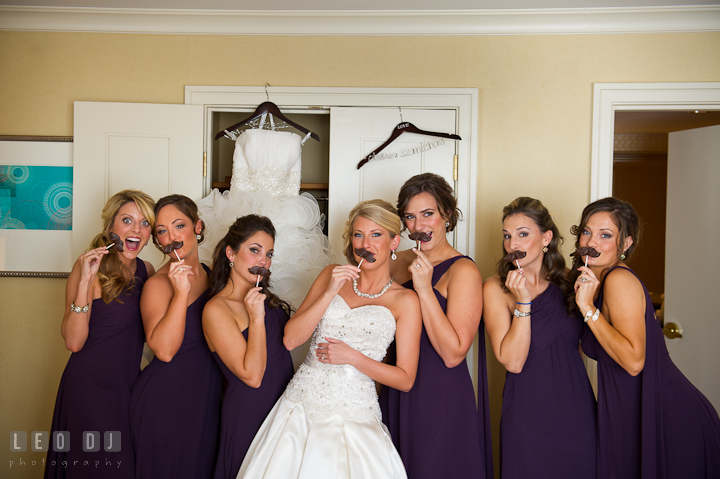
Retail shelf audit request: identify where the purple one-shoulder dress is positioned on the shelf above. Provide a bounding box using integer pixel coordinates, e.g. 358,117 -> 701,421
212,304 -> 294,479
501,282 -> 596,479
582,266 -> 720,479
129,264 -> 222,479
45,259 -> 148,479
380,255 -> 493,479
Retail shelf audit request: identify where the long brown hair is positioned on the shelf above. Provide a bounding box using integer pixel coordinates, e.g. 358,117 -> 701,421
496,197 -> 572,310
88,190 -> 155,304
208,214 -> 292,315
568,197 -> 642,312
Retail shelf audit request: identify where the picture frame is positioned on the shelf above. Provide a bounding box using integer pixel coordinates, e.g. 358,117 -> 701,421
0,136 -> 74,277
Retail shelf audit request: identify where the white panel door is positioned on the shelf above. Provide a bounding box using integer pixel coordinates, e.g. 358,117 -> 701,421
328,107 -> 458,263
665,124 -> 720,411
73,101 -> 203,268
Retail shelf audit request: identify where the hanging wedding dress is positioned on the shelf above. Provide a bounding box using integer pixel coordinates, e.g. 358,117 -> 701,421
197,117 -> 333,311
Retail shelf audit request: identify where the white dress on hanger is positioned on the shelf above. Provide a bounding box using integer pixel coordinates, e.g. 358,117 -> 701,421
237,294 -> 407,479
197,121 -> 332,311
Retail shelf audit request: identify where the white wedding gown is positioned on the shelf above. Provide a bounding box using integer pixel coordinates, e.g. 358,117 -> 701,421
197,125 -> 332,310
237,295 -> 408,479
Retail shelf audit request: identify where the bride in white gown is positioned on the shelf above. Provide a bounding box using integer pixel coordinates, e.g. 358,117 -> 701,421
238,200 -> 422,479
197,116 -> 332,311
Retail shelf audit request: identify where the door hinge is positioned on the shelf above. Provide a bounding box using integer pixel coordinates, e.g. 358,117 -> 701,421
453,154 -> 458,182
203,152 -> 207,178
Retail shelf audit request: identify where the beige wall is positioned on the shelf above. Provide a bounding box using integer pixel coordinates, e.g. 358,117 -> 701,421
1,30 -> 718,478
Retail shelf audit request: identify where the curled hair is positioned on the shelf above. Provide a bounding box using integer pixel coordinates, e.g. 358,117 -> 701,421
208,215 -> 292,315
342,200 -> 402,265
397,173 -> 462,232
496,197 -> 572,311
88,190 -> 156,304
568,197 -> 643,312
152,194 -> 206,253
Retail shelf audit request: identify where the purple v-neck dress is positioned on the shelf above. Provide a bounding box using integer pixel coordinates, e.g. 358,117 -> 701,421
500,282 -> 596,479
45,259 -> 148,479
380,255 -> 493,479
582,266 -> 720,479
212,304 -> 294,479
129,264 -> 222,479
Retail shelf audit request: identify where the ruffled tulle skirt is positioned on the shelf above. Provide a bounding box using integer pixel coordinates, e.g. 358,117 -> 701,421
197,189 -> 333,311
237,395 -> 407,479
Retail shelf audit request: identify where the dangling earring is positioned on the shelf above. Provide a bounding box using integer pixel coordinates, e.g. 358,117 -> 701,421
196,234 -> 201,240
391,250 -> 397,261
542,246 -> 548,253
229,261 -> 234,268
620,252 -> 626,260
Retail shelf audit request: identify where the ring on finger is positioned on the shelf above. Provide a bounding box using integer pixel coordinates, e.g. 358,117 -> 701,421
415,263 -> 420,269
580,277 -> 587,283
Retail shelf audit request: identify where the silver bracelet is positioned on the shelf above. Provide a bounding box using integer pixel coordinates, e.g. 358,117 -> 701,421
584,308 -> 600,323
513,308 -> 531,318
70,301 -> 90,314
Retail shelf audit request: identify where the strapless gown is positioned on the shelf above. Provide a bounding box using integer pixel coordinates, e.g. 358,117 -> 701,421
582,266 -> 720,479
197,127 -> 332,312
237,294 -> 407,479
212,304 -> 294,479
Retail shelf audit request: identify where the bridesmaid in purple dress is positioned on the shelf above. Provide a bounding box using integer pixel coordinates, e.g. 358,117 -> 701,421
483,197 -> 596,479
379,173 -> 493,479
45,190 -> 155,479
129,195 -> 222,479
573,197 -> 720,479
202,215 -> 294,479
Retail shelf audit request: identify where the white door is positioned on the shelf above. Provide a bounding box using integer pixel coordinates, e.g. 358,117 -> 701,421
328,107 -> 458,262
73,101 -> 203,268
665,124 -> 720,411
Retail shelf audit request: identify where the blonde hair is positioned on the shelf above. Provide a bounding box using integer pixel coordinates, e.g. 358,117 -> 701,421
89,190 -> 156,304
342,199 -> 401,265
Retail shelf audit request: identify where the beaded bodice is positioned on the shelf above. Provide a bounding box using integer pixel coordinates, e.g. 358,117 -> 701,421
284,295 -> 396,422
230,128 -> 302,196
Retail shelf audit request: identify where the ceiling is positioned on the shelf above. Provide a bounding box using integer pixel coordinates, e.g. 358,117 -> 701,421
2,0 -> 719,10
615,111 -> 720,134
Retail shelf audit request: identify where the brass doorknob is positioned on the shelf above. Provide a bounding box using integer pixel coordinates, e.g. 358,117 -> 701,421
663,322 -> 683,339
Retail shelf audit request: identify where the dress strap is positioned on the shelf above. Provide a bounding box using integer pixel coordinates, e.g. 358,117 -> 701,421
432,255 -> 473,287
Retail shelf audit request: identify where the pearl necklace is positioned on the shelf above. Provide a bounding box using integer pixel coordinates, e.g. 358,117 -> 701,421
352,277 -> 393,299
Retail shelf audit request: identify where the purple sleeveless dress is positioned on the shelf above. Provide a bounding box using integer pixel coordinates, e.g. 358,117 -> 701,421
129,264 -> 222,479
500,282 -> 596,479
212,304 -> 294,479
45,259 -> 148,479
582,266 -> 720,479
380,255 -> 493,479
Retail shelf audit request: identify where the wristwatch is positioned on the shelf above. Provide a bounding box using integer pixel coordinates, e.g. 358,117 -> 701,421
513,308 -> 531,318
584,308 -> 600,323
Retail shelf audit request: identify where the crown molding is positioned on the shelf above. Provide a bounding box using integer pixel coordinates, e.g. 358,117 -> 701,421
0,5 -> 718,36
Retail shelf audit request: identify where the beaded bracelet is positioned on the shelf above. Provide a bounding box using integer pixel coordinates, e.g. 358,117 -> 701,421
70,301 -> 90,314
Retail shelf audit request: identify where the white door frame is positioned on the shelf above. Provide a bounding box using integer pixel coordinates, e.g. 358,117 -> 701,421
587,81 -> 720,391
185,85 -> 478,258
591,82 -> 720,200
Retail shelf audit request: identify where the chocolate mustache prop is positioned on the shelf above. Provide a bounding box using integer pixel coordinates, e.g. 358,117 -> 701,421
249,266 -> 271,287
354,248 -> 376,268
572,247 -> 601,267
409,232 -> 431,250
504,250 -> 527,269
162,241 -> 184,260
107,232 -> 124,252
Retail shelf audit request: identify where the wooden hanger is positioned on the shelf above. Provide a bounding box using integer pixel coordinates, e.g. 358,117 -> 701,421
357,121 -> 461,169
215,101 -> 320,141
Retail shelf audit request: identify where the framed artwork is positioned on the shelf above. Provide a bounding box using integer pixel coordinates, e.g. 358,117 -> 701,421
0,136 -> 73,277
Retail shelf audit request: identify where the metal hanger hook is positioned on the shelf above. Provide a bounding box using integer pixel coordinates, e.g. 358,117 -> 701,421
399,106 -> 403,123
265,83 -> 270,101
